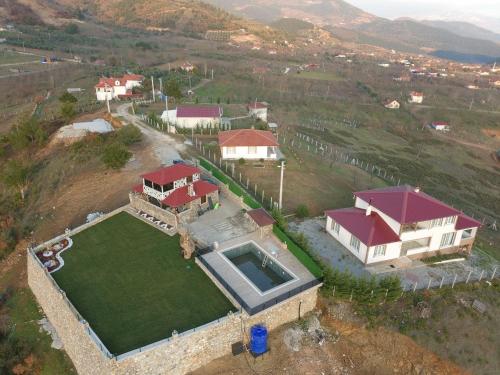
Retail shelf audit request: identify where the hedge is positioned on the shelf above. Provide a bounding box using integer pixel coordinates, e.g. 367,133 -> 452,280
198,158 -> 261,209
273,226 -> 323,279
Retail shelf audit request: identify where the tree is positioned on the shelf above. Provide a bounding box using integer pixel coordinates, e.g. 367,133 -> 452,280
60,102 -> 76,122
117,124 -> 142,146
295,204 -> 309,218
59,92 -> 77,103
102,143 -> 131,169
165,79 -> 182,100
64,23 -> 79,34
8,116 -> 46,150
2,160 -> 31,200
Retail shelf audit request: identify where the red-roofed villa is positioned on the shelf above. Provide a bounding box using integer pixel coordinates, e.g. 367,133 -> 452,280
130,164 -> 219,227
218,129 -> 280,160
161,105 -> 222,129
247,101 -> 268,122
325,185 -> 481,265
95,73 -> 144,101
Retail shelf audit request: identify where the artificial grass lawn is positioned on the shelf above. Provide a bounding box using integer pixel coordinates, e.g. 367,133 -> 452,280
52,212 -> 235,355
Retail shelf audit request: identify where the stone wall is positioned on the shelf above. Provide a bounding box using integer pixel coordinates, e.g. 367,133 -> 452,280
28,243 -> 319,375
129,193 -> 177,227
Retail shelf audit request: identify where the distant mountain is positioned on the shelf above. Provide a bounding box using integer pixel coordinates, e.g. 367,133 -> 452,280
351,19 -> 500,61
204,0 -> 376,27
420,20 -> 500,44
270,18 -> 314,35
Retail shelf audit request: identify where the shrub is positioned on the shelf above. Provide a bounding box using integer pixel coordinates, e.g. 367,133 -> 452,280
60,102 -> 76,122
58,92 -> 77,103
295,204 -> 309,218
8,117 -> 46,150
238,158 -> 245,165
102,143 -> 131,169
117,124 -> 142,146
64,23 -> 79,34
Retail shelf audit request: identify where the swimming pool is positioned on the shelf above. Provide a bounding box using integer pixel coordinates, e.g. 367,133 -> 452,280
222,241 -> 295,294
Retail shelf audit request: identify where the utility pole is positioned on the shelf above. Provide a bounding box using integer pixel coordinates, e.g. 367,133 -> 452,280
279,160 -> 285,210
159,77 -> 163,95
211,69 -> 214,80
105,83 -> 111,113
151,76 -> 155,102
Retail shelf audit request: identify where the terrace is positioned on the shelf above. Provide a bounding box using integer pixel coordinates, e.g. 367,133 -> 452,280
50,212 -> 235,355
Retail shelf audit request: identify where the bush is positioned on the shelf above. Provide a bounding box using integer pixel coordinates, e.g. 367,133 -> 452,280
8,116 -> 46,150
58,92 -> 77,103
60,102 -> 76,122
295,204 -> 309,218
102,143 -> 131,169
238,158 -> 245,165
64,23 -> 79,34
117,124 -> 142,146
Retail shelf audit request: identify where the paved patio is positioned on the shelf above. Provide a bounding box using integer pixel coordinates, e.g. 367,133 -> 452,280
291,218 -> 499,290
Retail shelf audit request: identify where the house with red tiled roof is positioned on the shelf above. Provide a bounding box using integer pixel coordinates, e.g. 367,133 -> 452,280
218,129 -> 279,160
408,91 -> 423,104
94,73 -> 144,101
325,185 -> 481,265
161,105 -> 222,129
131,163 -> 219,217
247,101 -> 268,122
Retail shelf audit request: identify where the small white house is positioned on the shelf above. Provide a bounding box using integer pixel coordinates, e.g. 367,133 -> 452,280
161,105 -> 222,129
247,102 -> 268,122
325,185 -> 480,265
94,74 -> 144,101
409,91 -> 423,104
384,100 -> 400,109
218,129 -> 279,160
430,122 -> 450,132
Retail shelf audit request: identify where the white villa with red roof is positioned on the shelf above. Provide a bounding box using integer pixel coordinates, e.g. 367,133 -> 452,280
95,74 -> 144,101
247,102 -> 268,122
218,129 -> 280,160
409,91 -> 424,104
131,164 -> 219,221
325,186 -> 481,265
161,105 -> 222,129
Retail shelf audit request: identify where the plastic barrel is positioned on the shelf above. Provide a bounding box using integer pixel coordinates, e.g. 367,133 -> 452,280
250,325 -> 268,355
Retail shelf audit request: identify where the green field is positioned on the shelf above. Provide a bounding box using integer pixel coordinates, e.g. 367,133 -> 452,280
293,71 -> 344,81
52,212 -> 235,355
0,50 -> 39,65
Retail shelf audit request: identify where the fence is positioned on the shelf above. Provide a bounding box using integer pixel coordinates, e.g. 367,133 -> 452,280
196,254 -> 321,315
281,130 -> 499,231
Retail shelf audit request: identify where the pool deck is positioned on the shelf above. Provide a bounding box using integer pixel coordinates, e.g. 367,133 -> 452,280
201,232 -> 316,310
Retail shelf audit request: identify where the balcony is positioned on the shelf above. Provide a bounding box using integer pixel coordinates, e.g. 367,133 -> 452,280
401,237 -> 431,255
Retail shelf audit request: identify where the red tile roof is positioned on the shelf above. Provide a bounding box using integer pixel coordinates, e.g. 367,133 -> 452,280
455,213 -> 481,230
218,129 -> 278,147
141,164 -> 201,185
354,185 -> 461,224
325,208 -> 400,246
122,74 -> 144,81
95,78 -> 115,88
432,121 -> 449,126
162,180 -> 218,208
132,184 -> 143,193
247,208 -> 275,227
176,105 -> 222,118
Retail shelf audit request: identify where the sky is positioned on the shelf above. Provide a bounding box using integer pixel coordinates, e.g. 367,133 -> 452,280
345,0 -> 500,20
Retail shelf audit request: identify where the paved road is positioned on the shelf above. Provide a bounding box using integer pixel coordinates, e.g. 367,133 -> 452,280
116,102 -> 183,165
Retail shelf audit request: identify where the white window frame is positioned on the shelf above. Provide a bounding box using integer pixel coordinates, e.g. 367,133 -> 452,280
440,232 -> 456,248
350,235 -> 361,253
226,146 -> 236,155
431,218 -> 444,227
330,220 -> 340,235
373,244 -> 386,257
248,146 -> 257,154
444,216 -> 455,225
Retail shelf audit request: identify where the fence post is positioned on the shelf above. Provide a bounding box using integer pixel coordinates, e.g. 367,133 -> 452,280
427,278 -> 432,290
452,274 -> 457,288
439,276 -> 444,289
491,266 -> 497,280
479,270 -> 484,281
413,282 -> 418,292
332,285 -> 336,298
384,288 -> 388,303
261,190 -> 265,203
349,290 -> 353,302
465,270 -> 472,284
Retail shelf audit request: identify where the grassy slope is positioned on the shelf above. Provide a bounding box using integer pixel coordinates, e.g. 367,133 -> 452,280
52,212 -> 235,354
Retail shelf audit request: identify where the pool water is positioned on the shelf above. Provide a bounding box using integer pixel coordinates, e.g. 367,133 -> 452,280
223,242 -> 293,293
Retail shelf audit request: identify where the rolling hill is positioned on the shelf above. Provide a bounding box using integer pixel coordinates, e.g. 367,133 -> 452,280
419,20 -> 500,44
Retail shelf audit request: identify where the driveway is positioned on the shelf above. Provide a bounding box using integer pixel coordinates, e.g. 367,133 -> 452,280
116,103 -> 183,165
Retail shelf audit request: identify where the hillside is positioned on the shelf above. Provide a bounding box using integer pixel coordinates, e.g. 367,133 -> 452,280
204,0 -> 376,26
420,20 -> 500,44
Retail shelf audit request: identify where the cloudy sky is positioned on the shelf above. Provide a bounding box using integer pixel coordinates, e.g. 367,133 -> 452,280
345,0 -> 500,20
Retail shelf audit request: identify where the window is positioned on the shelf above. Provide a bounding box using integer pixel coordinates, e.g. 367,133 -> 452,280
373,245 -> 386,257
187,175 -> 193,183
201,195 -> 207,204
431,218 -> 444,227
445,216 -> 455,225
144,180 -> 153,188
332,220 -> 340,235
248,146 -> 257,154
350,235 -> 361,252
226,147 -> 236,155
440,232 -> 456,248
162,182 -> 173,191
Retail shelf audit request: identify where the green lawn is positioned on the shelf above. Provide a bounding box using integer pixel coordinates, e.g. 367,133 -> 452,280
52,212 -> 235,355
293,71 -> 344,81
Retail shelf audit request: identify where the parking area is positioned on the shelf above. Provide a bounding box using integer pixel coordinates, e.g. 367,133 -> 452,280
291,218 -> 499,290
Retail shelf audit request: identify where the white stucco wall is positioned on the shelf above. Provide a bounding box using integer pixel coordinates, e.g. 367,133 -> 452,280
175,117 -> 220,129
326,216 -> 368,264
221,146 -> 276,160
125,80 -> 142,90
249,108 -> 268,122
95,88 -> 113,101
355,197 -> 401,234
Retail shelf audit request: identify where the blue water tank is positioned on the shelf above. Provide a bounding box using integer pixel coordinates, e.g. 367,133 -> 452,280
250,325 -> 268,355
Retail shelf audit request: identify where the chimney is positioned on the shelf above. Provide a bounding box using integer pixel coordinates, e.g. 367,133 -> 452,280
414,186 -> 420,193
188,183 -> 195,197
366,199 -> 372,216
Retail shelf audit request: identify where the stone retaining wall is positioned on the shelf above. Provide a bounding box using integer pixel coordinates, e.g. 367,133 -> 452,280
28,243 -> 319,375
129,193 -> 177,227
